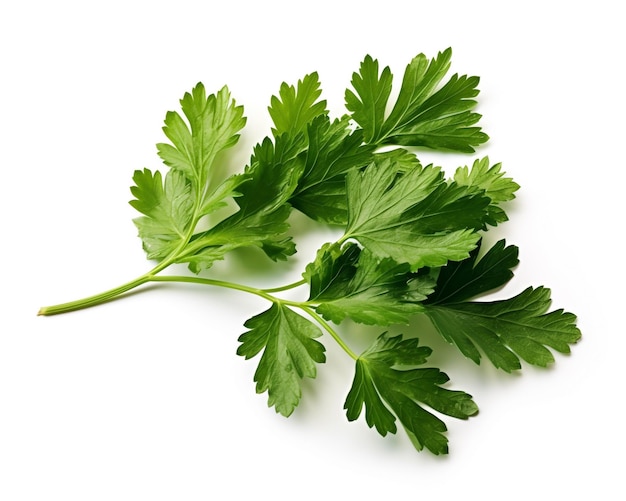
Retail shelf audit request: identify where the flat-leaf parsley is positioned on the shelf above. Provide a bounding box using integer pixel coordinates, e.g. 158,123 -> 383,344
39,49 -> 581,455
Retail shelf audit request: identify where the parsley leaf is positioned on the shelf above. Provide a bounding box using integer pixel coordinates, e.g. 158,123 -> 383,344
39,49 -> 581,456
454,157 -> 520,226
346,48 -> 488,151
305,243 -> 434,326
157,84 -> 246,199
268,72 -> 328,137
175,132 -> 302,272
426,239 -> 519,304
181,206 -> 295,273
345,55 -> 392,145
345,332 -> 478,455
237,304 -> 326,417
342,157 -> 491,269
129,83 -> 256,270
289,115 -> 374,224
424,240 -> 581,371
129,168 -> 193,260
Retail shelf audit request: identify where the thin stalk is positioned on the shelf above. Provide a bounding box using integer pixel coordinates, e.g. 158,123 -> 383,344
131,275 -> 358,360
38,270 -> 156,316
149,275 -> 278,303
299,305 -> 358,360
150,275 -> 317,311
262,278 -> 307,293
39,265 -> 359,362
37,250 -> 185,316
38,182 -> 210,316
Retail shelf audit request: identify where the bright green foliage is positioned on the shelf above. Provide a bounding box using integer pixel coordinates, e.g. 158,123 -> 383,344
40,49 -> 581,456
424,240 -> 581,371
345,333 -> 478,455
237,304 -> 326,417
426,286 -> 581,372
305,243 -> 434,325
129,169 -> 193,259
179,134 -> 302,272
157,84 -> 246,191
345,48 -> 488,151
454,157 -> 520,226
268,72 -> 328,137
181,204 -> 296,273
289,116 -> 375,224
131,83 -> 251,268
343,157 -> 491,269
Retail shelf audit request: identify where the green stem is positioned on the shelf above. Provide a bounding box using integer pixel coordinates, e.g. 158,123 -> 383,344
38,270 -> 156,316
149,278 -> 353,358
37,231 -> 191,316
38,184 -> 211,317
149,275 -> 278,303
38,268 -> 359,362
150,275 -> 318,312
149,277 -> 358,360
262,278 -> 307,293
299,305 -> 358,360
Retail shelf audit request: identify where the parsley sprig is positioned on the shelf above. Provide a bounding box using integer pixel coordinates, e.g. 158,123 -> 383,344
38,49 -> 581,455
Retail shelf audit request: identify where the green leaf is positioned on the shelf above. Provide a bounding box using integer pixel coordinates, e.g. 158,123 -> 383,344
268,72 -> 328,137
426,239 -> 520,304
294,148 -> 419,223
454,157 -> 520,226
40,56 -> 583,457
343,157 -> 490,270
197,172 -> 248,217
181,205 -> 295,273
237,303 -> 326,417
344,359 -> 397,436
156,84 -> 246,191
239,133 -> 305,215
345,55 -> 393,144
425,286 -> 582,371
131,84 -> 250,265
345,333 -> 478,455
289,115 -> 375,225
373,147 -> 423,172
424,239 -> 580,370
305,243 -> 434,326
129,168 -> 193,260
177,133 -> 303,272
346,49 -> 488,151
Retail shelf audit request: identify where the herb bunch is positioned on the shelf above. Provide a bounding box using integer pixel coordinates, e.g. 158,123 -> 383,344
39,48 -> 581,455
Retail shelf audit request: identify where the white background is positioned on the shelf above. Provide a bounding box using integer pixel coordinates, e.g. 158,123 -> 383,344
1,1 -> 624,499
